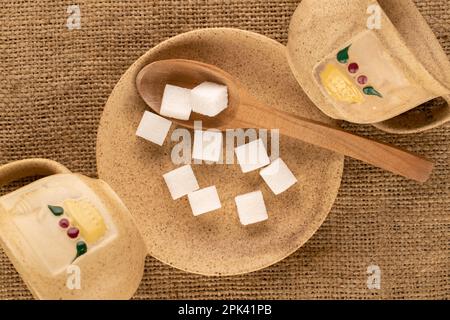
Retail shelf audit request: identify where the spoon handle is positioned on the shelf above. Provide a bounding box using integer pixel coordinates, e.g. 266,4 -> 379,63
236,101 -> 433,183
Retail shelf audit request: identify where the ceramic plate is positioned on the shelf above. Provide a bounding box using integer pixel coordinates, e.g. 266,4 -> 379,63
96,28 -> 344,276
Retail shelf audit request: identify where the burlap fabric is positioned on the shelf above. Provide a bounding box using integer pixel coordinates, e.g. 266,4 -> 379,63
0,0 -> 448,300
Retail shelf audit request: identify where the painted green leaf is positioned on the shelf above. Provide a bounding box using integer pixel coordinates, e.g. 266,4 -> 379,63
363,86 -> 383,98
74,241 -> 88,260
48,205 -> 64,216
337,45 -> 351,64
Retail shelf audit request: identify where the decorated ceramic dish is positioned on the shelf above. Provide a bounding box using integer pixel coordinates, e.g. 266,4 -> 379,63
0,159 -> 147,299
96,28 -> 344,276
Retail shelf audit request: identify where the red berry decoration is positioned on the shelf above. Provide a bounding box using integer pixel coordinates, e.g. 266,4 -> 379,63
59,218 -> 70,229
348,63 -> 359,73
357,75 -> 368,85
67,227 -> 80,239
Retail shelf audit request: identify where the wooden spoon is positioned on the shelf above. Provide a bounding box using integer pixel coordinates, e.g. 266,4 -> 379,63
136,59 -> 433,183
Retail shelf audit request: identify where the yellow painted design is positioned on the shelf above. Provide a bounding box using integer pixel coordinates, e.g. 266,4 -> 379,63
64,200 -> 106,244
320,64 -> 364,104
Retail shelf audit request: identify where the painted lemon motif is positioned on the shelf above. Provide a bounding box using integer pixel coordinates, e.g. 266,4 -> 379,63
64,199 -> 106,244
320,64 -> 364,104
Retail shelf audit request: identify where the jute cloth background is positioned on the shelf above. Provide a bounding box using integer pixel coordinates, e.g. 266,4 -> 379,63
0,0 -> 448,299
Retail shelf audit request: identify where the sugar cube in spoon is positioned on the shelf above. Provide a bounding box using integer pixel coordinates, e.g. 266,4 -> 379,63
160,84 -> 192,120
191,81 -> 228,117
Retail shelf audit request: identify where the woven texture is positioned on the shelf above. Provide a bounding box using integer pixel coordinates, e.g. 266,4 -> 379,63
0,0 -> 449,300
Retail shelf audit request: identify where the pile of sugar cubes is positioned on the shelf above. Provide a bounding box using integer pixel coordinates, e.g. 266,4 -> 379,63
136,81 -> 298,226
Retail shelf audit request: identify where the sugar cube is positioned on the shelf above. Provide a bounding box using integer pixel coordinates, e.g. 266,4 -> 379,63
260,158 -> 297,195
136,111 -> 172,146
192,130 -> 223,162
234,139 -> 270,173
163,165 -> 199,200
191,81 -> 228,117
188,186 -> 221,216
160,84 -> 192,120
235,191 -> 268,226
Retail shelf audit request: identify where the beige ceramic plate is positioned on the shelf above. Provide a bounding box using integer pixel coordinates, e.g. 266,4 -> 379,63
96,28 -> 344,276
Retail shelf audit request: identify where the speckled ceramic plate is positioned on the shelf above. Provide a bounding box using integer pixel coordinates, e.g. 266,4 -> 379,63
96,28 -> 344,276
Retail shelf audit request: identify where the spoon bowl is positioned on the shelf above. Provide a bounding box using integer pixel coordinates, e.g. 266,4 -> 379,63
136,59 -> 241,129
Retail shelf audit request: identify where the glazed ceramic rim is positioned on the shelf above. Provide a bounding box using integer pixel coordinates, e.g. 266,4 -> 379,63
97,27 -> 344,276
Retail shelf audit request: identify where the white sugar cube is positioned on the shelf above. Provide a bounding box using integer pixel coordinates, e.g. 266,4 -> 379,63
234,139 -> 270,173
260,158 -> 297,195
191,81 -> 228,117
160,84 -> 192,120
136,111 -> 172,146
235,191 -> 268,226
188,186 -> 221,216
163,165 -> 199,200
192,130 -> 223,162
